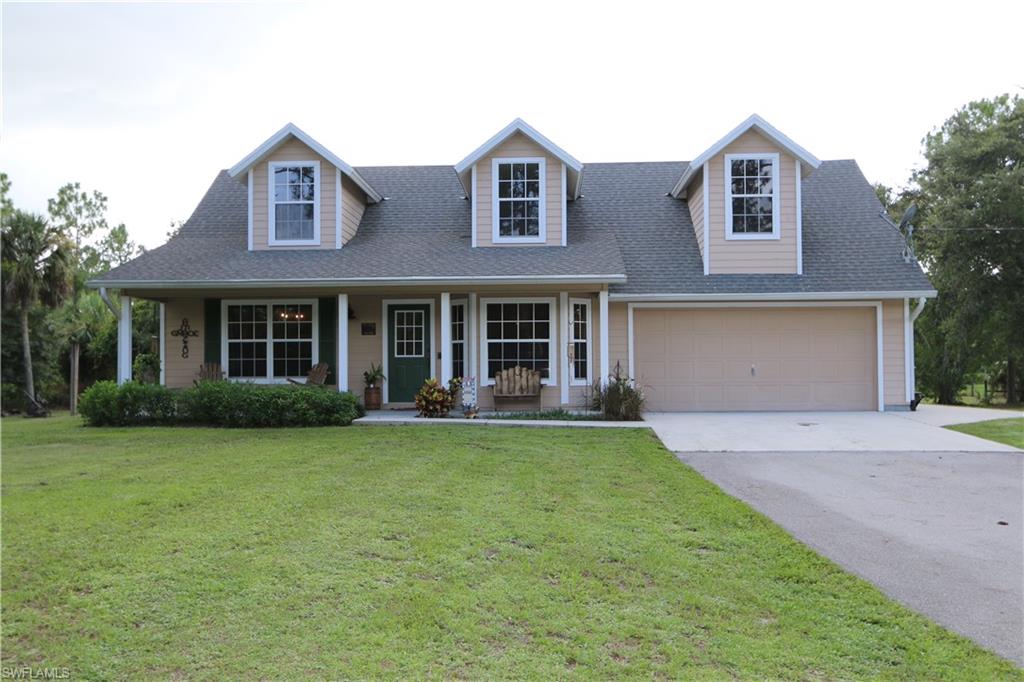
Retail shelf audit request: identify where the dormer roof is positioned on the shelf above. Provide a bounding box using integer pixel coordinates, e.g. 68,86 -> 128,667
227,122 -> 382,203
455,118 -> 584,199
670,114 -> 822,197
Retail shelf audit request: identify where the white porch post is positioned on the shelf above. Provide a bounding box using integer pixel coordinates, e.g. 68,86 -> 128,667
440,292 -> 452,383
117,296 -> 132,385
599,289 -> 610,386
468,293 -> 478,383
559,292 -> 570,405
158,302 -> 166,386
337,293 -> 349,392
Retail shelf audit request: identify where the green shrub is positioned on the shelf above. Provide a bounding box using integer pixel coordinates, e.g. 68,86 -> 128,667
1,382 -> 25,414
414,377 -> 461,418
132,353 -> 161,384
79,380 -> 361,428
590,363 -> 645,421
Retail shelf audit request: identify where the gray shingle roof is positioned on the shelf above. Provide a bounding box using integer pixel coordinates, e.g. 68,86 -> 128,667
92,159 -> 933,296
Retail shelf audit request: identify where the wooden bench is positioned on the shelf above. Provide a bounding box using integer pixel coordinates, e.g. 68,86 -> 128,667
287,362 -> 330,387
492,366 -> 542,410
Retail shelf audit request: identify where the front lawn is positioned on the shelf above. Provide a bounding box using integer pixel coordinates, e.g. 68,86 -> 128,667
947,417 -> 1024,449
1,417 -> 1016,678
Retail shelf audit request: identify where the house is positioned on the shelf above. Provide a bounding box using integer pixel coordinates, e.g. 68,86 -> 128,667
88,115 -> 935,411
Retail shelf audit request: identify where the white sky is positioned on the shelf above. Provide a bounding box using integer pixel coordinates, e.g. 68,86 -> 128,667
3,0 -> 1022,249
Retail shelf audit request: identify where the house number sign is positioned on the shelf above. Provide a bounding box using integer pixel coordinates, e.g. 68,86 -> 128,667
171,318 -> 199,358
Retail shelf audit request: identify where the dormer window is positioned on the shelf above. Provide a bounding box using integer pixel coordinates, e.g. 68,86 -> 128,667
492,157 -> 546,243
725,153 -> 779,240
269,160 -> 320,245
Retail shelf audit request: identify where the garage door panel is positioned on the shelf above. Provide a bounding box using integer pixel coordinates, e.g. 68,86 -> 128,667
635,307 -> 876,412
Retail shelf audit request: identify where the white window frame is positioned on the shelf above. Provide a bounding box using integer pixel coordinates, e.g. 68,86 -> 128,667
479,296 -> 557,386
724,152 -> 780,241
451,299 -> 468,379
268,160 -> 321,246
491,156 -> 547,244
393,309 -> 426,358
221,299 -> 320,383
569,297 -> 592,386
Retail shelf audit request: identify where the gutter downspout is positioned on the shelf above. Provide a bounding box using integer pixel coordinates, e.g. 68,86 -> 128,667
99,287 -> 119,318
908,297 -> 927,409
910,296 -> 926,323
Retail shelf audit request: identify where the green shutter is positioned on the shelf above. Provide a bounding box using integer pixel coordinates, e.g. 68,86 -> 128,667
204,299 -> 221,364
318,297 -> 337,385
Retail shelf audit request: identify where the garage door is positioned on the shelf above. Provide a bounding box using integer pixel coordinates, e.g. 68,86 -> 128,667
634,307 -> 876,411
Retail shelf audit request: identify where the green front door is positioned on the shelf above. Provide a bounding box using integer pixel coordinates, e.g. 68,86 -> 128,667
387,304 -> 432,403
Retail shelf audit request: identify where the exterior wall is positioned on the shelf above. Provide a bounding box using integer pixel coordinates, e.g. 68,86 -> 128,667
251,138 -> 362,250
882,299 -> 906,406
474,132 -> 563,247
163,298 -> 205,388
340,175 -> 366,245
687,173 -> 705,259
706,129 -> 798,274
608,302 -> 629,376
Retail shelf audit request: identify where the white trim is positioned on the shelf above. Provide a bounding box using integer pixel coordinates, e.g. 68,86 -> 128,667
671,113 -> 822,197
220,298 -> 320,383
117,296 -> 132,385
903,298 -> 912,403
559,292 -> 570,404
626,300 -> 885,411
909,297 -> 926,401
560,163 -> 567,247
268,160 -> 321,246
702,163 -> 710,275
724,153 -> 780,241
569,297 -> 592,387
246,169 -> 254,251
455,118 -> 582,176
158,302 -> 166,386
228,122 -> 382,203
795,159 -> 803,275
337,293 -> 348,392
89,273 -> 629,289
335,168 -> 342,250
381,298 -> 436,404
598,290 -> 609,387
470,164 -> 478,248
478,296 -> 558,387
440,292 -> 452,384
467,292 -> 479,385
450,299 -> 468,380
491,156 -> 547,244
609,290 -> 937,302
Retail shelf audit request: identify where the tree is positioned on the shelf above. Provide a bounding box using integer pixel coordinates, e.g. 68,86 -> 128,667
1,211 -> 73,404
96,223 -> 139,267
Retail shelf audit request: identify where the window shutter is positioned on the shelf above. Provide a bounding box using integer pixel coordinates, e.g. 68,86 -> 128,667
203,299 -> 220,364
318,297 -> 337,385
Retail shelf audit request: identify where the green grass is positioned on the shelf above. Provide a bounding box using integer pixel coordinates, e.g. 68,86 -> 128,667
2,417 -> 1017,679
947,417 -> 1024,449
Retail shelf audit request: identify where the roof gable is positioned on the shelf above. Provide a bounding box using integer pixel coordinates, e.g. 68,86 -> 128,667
227,122 -> 382,203
671,114 -> 822,197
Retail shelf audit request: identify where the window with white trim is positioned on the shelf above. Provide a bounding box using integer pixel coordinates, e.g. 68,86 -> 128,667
270,162 -> 319,244
570,300 -> 591,385
482,301 -> 554,382
493,158 -> 545,242
726,155 -> 779,237
451,302 -> 466,379
225,301 -> 316,380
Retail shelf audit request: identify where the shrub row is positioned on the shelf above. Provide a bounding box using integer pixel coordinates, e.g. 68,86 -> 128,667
78,380 -> 362,428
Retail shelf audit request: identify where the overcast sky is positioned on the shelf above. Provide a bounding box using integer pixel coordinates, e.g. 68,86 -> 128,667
3,1 -> 1021,249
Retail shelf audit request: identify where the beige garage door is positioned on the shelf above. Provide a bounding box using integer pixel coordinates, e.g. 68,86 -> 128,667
635,307 -> 876,411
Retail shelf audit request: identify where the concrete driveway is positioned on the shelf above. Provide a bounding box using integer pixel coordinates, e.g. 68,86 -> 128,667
678,449 -> 1024,664
646,405 -> 1022,452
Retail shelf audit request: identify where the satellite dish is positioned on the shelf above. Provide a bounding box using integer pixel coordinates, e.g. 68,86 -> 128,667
898,204 -> 918,231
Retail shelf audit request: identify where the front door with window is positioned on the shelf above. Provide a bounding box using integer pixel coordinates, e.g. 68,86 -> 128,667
387,304 -> 432,402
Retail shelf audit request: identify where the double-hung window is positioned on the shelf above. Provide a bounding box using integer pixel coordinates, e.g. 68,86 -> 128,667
569,299 -> 591,386
492,158 -> 546,243
224,301 -> 317,381
269,161 -> 320,245
725,153 -> 779,239
451,301 -> 466,380
481,299 -> 555,383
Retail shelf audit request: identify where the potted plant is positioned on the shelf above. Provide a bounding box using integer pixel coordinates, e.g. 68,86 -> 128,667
363,362 -> 385,410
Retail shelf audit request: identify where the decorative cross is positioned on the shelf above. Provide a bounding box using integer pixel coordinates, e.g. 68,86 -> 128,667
171,318 -> 199,358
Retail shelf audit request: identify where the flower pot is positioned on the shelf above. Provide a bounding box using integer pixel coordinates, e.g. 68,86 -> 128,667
364,386 -> 382,410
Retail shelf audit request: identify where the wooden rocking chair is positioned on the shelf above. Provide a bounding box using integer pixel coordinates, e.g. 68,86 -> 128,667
287,362 -> 330,387
195,363 -> 224,384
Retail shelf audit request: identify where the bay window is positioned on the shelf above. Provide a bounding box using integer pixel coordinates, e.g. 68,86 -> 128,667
224,300 -> 317,381
481,299 -> 555,383
725,153 -> 779,239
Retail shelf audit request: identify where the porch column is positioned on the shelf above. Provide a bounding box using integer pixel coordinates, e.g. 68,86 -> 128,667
599,289 -> 610,386
559,292 -> 570,405
440,292 -> 452,383
159,302 -> 166,386
468,293 -> 479,383
337,293 -> 349,391
117,295 -> 132,385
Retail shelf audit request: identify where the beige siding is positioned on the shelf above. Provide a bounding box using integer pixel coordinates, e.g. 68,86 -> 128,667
608,301 -> 629,376
706,129 -> 798,274
252,138 -> 339,250
882,299 -> 906,406
340,175 -> 366,244
163,298 -> 205,388
687,173 -> 706,259
475,132 -> 563,247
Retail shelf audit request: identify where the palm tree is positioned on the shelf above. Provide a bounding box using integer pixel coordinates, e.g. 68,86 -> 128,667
1,210 -> 72,403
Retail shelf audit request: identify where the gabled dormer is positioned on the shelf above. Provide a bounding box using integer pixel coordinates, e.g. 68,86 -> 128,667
228,123 -> 381,251
455,119 -> 583,247
671,115 -> 820,275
